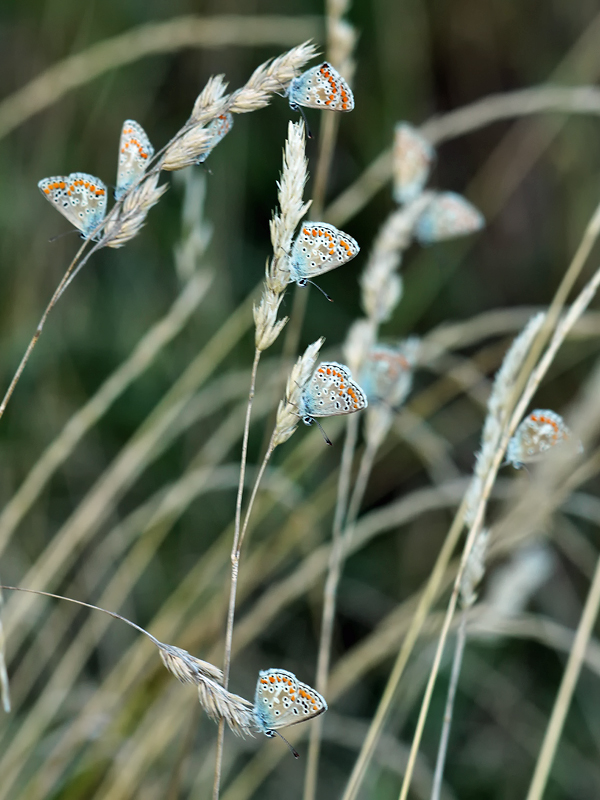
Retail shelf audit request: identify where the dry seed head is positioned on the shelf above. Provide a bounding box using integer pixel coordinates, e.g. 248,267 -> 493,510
365,404 -> 393,450
274,337 -> 325,446
191,74 -> 229,123
328,19 -> 357,77
268,120 -> 311,293
464,312 -> 546,525
343,319 -> 377,376
197,678 -> 255,737
159,643 -> 223,685
158,642 -> 254,736
104,173 -> 168,248
161,126 -> 214,171
460,527 -> 489,609
228,42 -> 318,113
254,287 -> 288,351
360,194 -> 433,322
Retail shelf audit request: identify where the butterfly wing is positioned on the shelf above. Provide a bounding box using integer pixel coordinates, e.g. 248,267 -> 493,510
197,113 -> 234,163
301,362 -> 368,419
288,62 -> 354,112
416,192 -> 484,244
507,409 -> 573,467
115,120 -> 154,200
253,669 -> 327,733
38,172 -> 107,238
393,123 -> 434,204
289,222 -> 359,283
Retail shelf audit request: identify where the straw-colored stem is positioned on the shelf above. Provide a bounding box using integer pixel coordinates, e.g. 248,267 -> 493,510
430,612 -> 467,800
212,347 -> 260,799
212,431 -> 277,800
341,495 -> 469,800
397,203 -> 600,800
303,413 -> 360,800
0,240 -> 93,421
231,349 -> 261,565
525,553 -> 600,800
304,427 -> 382,800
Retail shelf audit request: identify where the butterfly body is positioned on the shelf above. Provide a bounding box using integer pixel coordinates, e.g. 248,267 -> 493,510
38,172 -> 107,239
253,668 -> 327,736
115,120 -> 154,200
287,62 -> 354,112
298,362 -> 368,426
197,113 -> 234,163
289,222 -> 359,287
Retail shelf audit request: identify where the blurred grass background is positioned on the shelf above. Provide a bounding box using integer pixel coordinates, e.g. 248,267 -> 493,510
1,1 -> 600,799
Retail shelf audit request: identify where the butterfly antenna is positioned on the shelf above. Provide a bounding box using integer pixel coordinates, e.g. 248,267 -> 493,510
305,280 -> 333,302
291,104 -> 313,139
272,730 -> 300,759
312,418 -> 333,446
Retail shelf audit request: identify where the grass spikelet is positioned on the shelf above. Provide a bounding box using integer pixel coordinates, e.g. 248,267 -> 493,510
191,74 -> 230,123
268,120 -> 311,293
360,194 -> 431,324
197,679 -> 254,738
104,173 -> 169,248
228,41 -> 318,114
464,312 -> 546,525
274,337 -> 325,447
158,643 -> 224,685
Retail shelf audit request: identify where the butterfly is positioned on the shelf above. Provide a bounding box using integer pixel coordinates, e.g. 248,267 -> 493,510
297,362 -> 368,445
393,123 -> 435,204
415,192 -> 484,244
505,409 -> 580,469
253,668 -> 327,750
38,173 -> 107,239
359,340 -> 419,407
289,222 -> 359,293
287,62 -> 354,112
115,120 -> 154,201
197,112 -> 234,163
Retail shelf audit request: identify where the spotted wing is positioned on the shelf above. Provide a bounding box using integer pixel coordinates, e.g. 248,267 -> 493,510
415,192 -> 484,244
38,172 -> 107,238
115,120 -> 154,200
301,362 -> 368,419
289,222 -> 359,282
359,344 -> 415,406
197,113 -> 234,163
393,123 -> 434,204
253,669 -> 326,732
288,62 -> 354,111
507,409 -> 573,467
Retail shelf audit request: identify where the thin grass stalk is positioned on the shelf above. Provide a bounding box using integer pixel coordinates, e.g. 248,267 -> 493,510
213,347 -> 261,790
212,430 -> 277,800
0,238 -> 94,420
303,412 -> 360,799
397,207 -> 600,800
304,421 -> 378,798
430,613 -> 467,800
525,553 -> 600,800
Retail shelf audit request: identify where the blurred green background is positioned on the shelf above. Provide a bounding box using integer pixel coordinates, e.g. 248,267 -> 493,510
1,1 -> 600,799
